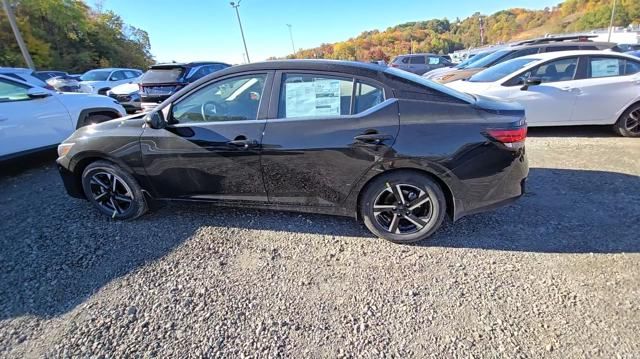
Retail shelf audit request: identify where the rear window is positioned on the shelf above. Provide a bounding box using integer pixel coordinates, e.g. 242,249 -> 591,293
384,67 -> 474,103
142,68 -> 185,84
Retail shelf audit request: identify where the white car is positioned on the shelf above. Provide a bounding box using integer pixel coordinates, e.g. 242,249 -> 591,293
78,68 -> 142,95
446,50 -> 640,137
0,74 -> 126,160
107,81 -> 141,114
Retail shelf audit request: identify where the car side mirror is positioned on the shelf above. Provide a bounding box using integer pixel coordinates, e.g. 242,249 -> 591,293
144,111 -> 167,129
520,77 -> 542,91
26,88 -> 51,99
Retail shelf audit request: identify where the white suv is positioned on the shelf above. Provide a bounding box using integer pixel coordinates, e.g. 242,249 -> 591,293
0,74 -> 126,160
78,68 -> 142,95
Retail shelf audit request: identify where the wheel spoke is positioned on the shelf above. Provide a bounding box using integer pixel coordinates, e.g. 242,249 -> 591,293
373,204 -> 395,214
91,177 -> 109,189
109,197 -> 121,214
112,177 -> 118,192
387,182 -> 405,204
94,191 -> 109,201
403,213 -> 427,229
407,194 -> 430,210
388,214 -> 400,234
113,194 -> 132,203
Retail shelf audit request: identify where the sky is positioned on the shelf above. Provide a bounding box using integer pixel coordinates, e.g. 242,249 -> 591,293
89,0 -> 560,64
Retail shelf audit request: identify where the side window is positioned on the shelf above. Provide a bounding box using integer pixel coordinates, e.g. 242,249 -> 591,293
0,79 -> 30,102
188,66 -> 216,81
278,73 -> 353,118
124,71 -> 138,79
545,45 -> 580,52
427,57 -> 440,65
528,57 -> 579,83
499,48 -> 539,63
401,57 -> 410,64
171,74 -> 267,123
588,57 -> 623,78
624,60 -> 640,75
110,71 -> 125,81
354,82 -> 384,114
410,56 -> 426,64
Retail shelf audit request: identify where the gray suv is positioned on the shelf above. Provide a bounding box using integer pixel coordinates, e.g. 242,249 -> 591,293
389,53 -> 452,74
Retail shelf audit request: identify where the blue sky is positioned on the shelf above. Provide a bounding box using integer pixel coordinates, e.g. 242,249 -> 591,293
89,0 -> 560,64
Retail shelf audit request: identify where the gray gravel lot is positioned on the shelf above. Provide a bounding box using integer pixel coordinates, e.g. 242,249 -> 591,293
1,126 -> 639,358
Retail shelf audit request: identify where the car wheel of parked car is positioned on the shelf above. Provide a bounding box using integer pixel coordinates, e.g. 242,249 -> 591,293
360,171 -> 446,244
614,103 -> 640,137
81,161 -> 148,220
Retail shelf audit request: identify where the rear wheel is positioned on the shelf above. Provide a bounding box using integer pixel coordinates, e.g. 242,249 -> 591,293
360,171 -> 446,244
81,161 -> 148,220
614,103 -> 640,137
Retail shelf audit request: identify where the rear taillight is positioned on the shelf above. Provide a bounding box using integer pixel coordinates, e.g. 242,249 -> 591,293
486,127 -> 527,143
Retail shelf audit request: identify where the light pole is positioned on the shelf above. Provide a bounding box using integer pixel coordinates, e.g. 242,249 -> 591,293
286,24 -> 296,56
607,0 -> 617,42
230,1 -> 250,63
2,0 -> 34,69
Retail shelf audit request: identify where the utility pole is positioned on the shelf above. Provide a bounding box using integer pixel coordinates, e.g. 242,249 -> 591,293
286,24 -> 296,56
479,16 -> 485,46
2,0 -> 35,69
230,1 -> 250,63
607,0 -> 617,42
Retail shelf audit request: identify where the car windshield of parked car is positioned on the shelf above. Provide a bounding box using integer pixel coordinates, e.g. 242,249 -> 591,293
142,68 -> 185,83
468,58 -> 539,83
456,51 -> 493,69
80,70 -> 112,81
385,67 -> 474,103
466,49 -> 513,69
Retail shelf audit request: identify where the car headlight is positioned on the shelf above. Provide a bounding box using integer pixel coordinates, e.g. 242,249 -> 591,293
57,143 -> 74,157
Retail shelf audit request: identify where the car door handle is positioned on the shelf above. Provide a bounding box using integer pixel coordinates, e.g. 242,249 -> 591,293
560,86 -> 581,94
354,133 -> 393,144
227,138 -> 258,149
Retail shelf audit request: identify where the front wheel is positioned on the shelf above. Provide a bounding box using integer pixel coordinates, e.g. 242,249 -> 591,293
360,171 -> 446,244
81,161 -> 148,220
614,103 -> 640,137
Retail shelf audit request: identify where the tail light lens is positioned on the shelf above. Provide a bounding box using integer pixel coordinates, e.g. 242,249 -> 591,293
485,124 -> 527,149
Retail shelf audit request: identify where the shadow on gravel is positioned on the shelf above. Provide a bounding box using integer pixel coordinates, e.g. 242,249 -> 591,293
425,168 -> 640,254
0,150 -> 58,178
0,163 -> 638,321
527,125 -> 616,138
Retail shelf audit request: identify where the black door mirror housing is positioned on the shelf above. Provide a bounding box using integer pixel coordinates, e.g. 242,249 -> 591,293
520,77 -> 542,91
144,111 -> 167,129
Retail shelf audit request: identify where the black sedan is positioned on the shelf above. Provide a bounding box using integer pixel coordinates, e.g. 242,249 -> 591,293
57,60 -> 528,244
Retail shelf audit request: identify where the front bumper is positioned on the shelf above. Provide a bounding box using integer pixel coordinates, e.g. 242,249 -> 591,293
57,163 -> 85,199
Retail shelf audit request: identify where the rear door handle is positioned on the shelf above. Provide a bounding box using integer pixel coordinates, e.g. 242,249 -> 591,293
354,133 -> 393,144
227,138 -> 258,149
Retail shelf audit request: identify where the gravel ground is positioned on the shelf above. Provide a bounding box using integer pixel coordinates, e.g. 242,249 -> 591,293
1,126 -> 639,358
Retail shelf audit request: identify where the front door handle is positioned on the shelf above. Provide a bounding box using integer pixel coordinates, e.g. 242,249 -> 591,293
354,133 -> 393,144
227,138 -> 258,149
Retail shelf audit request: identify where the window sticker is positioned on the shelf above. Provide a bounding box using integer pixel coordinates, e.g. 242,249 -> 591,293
285,78 -> 341,117
591,59 -> 620,78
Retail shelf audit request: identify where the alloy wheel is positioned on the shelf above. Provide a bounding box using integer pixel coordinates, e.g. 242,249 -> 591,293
625,109 -> 640,134
373,183 -> 433,235
89,171 -> 134,217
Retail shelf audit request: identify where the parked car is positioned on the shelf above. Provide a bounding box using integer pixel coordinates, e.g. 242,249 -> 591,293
107,81 -> 141,114
34,70 -> 68,81
57,60 -> 528,244
46,75 -> 81,92
389,53 -> 452,74
0,74 -> 126,161
618,43 -> 640,52
423,49 -> 497,79
0,67 -> 54,89
447,51 -> 640,137
627,50 -> 640,58
78,68 -> 143,95
432,35 -> 621,83
139,62 -> 231,111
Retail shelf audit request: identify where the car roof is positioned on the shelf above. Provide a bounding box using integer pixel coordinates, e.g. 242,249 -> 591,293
150,61 -> 230,68
85,68 -> 140,72
395,53 -> 440,57
0,67 -> 34,74
517,50 -> 639,62
213,59 -> 386,77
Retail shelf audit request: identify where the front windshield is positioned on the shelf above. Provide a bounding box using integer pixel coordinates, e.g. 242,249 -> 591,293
80,70 -> 111,81
457,51 -> 493,69
466,49 -> 512,69
468,58 -> 539,83
384,67 -> 474,103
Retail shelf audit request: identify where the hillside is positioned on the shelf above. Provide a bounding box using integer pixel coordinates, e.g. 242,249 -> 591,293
286,0 -> 640,62
0,0 -> 153,72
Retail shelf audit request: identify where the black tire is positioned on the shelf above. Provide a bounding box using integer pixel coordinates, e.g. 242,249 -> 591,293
81,160 -> 148,220
360,171 -> 446,244
614,103 -> 640,137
